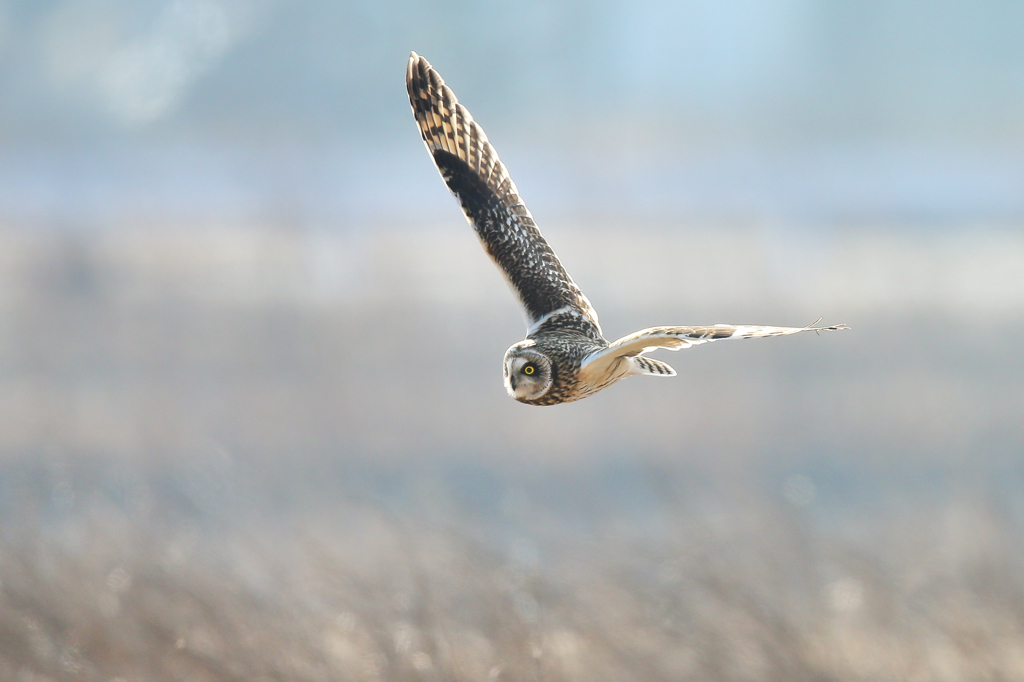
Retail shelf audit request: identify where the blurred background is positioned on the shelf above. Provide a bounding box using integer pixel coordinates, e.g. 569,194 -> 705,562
1,1 -> 1023,680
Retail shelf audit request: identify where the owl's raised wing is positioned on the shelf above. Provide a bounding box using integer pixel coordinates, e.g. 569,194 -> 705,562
407,53 -> 599,334
578,321 -> 848,383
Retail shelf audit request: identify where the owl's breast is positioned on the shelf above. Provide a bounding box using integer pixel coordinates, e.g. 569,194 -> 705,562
520,332 -> 608,405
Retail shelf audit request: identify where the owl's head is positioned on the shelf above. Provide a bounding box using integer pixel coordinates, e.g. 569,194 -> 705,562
503,342 -> 552,402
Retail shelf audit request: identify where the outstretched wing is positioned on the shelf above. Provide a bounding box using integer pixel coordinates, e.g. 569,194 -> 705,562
579,321 -> 848,383
407,52 -> 599,333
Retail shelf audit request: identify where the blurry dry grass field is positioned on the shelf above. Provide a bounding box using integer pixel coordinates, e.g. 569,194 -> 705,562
1,225 -> 1023,681
2,461 -> 1023,682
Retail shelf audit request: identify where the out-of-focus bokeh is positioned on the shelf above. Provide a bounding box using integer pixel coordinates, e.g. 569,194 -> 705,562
1,1 -> 1023,680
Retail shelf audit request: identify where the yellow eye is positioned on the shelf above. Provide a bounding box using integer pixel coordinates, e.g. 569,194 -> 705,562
523,365 -> 535,375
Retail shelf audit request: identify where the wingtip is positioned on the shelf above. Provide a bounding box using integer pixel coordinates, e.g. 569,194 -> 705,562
407,52 -> 420,83
407,52 -> 429,83
408,52 -> 430,72
804,318 -> 849,332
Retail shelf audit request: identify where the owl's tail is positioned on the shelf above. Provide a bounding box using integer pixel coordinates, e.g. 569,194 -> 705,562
630,356 -> 677,377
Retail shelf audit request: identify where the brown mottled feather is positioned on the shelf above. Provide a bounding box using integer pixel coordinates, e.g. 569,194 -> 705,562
407,52 -> 600,333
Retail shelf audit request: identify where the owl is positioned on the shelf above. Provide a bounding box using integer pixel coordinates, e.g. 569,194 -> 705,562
407,53 -> 846,406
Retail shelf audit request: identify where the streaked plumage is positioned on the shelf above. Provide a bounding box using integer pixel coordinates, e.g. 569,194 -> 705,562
407,52 -> 847,406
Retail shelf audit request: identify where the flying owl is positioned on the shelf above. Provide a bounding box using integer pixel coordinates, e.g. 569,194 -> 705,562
407,52 -> 846,406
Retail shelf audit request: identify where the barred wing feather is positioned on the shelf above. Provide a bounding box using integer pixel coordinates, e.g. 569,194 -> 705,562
579,321 -> 848,383
406,52 -> 600,332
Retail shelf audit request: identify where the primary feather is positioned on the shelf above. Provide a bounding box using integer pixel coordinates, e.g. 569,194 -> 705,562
407,52 -> 600,332
579,321 -> 849,386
